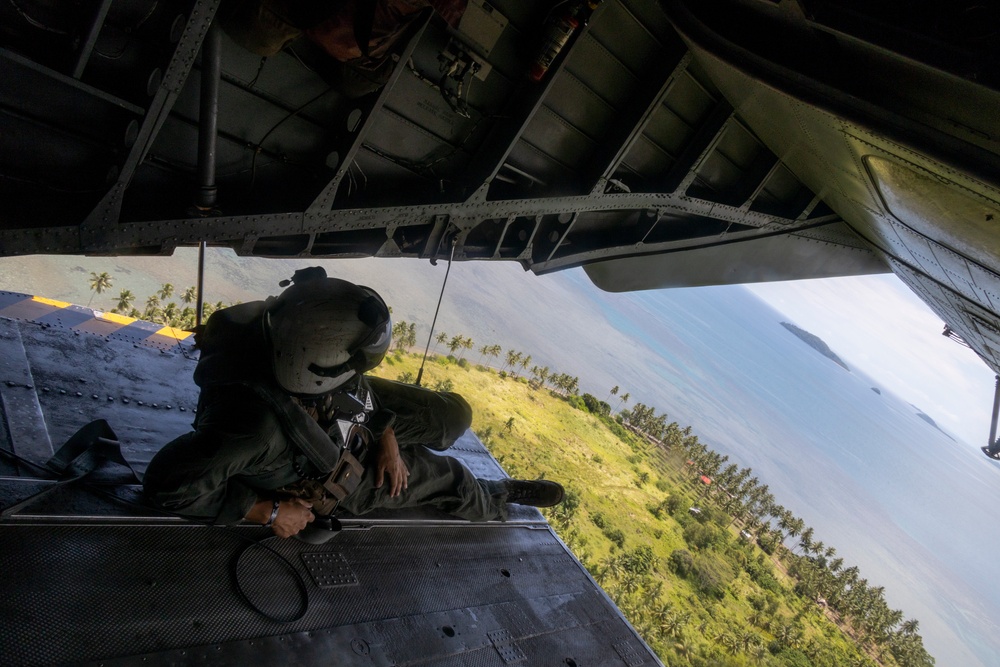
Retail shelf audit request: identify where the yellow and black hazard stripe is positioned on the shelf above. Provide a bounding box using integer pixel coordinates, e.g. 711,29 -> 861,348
0,291 -> 195,351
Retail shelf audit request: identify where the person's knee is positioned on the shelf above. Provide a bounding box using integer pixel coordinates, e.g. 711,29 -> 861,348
440,391 -> 472,439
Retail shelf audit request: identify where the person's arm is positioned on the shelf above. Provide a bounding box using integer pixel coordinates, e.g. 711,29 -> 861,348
374,426 -> 409,497
244,497 -> 315,538
143,389 -> 284,523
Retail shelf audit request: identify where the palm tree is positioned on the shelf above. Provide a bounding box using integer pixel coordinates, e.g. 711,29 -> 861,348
460,336 -> 474,362
87,271 -> 113,306
477,344 -> 491,367
433,331 -> 447,354
181,285 -> 197,305
773,621 -> 800,649
162,302 -> 179,326
618,572 -> 642,598
143,294 -> 161,321
720,631 -> 740,656
392,321 -> 411,350
738,628 -> 761,653
606,385 -> 619,403
503,349 -> 520,375
178,307 -> 196,329
447,335 -> 464,357
660,611 -> 688,640
114,289 -> 135,313
672,638 -> 692,665
157,283 -> 174,301
798,526 -> 815,555
615,392 -> 630,412
599,554 -> 624,582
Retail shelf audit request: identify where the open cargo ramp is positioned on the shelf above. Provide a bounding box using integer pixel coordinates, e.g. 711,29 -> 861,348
0,294 -> 660,667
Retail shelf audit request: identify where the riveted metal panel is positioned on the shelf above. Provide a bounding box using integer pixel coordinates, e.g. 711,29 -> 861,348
301,551 -> 361,588
0,522 -> 658,667
0,320 -> 53,463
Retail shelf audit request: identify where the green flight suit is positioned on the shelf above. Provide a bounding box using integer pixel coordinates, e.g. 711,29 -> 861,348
142,301 -> 507,524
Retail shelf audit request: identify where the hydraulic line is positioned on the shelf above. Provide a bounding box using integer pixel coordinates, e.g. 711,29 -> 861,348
194,20 -> 221,327
415,236 -> 457,387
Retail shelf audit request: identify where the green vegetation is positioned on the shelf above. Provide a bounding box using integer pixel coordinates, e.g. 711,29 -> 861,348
84,273 -> 234,329
372,340 -> 934,667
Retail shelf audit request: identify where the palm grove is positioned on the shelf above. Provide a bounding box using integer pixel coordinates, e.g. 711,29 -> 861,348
86,272 -> 934,667
377,324 -> 934,667
87,271 -> 232,328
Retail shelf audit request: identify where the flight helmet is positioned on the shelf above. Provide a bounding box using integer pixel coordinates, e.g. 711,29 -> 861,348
264,269 -> 391,395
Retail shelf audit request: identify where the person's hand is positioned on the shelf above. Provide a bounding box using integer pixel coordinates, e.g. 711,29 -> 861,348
271,498 -> 315,538
375,427 -> 409,497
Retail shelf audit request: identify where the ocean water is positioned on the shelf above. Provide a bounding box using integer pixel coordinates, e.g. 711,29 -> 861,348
2,252 -> 998,666
572,277 -> 1000,667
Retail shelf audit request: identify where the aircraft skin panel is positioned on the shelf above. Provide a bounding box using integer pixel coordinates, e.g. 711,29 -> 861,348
584,222 -> 888,292
660,1 -> 1000,374
0,305 -> 661,667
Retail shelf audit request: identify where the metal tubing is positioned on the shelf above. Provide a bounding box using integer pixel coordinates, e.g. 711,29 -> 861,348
193,20 -> 220,327
73,0 -> 115,79
196,21 -> 222,210
989,375 -> 1000,448
196,241 -> 206,327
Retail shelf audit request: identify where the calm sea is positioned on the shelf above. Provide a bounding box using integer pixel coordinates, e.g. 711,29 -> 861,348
3,252 -> 999,666
567,274 -> 1000,667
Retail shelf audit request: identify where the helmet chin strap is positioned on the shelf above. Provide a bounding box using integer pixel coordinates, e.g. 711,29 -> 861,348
308,357 -> 359,380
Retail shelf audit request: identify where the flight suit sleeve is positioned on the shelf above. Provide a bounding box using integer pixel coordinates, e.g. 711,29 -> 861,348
142,389 -> 288,524
366,376 -> 472,450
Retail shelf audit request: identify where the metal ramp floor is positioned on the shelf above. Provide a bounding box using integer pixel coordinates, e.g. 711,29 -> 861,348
0,296 -> 660,666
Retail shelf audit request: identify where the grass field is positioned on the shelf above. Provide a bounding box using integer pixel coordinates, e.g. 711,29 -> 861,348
371,350 -> 904,667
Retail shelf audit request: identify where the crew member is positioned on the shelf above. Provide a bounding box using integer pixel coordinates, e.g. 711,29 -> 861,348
143,267 -> 563,538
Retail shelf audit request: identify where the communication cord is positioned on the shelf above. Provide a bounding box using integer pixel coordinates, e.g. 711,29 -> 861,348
0,446 -> 309,624
415,235 -> 457,387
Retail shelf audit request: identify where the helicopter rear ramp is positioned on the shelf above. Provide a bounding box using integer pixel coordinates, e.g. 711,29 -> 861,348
0,294 -> 659,667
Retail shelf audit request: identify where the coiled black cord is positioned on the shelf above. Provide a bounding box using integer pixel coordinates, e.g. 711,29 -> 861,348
0,446 -> 311,624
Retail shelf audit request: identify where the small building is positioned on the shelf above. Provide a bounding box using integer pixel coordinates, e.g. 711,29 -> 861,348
699,475 -> 712,485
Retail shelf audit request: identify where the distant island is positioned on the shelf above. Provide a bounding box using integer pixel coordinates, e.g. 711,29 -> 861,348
911,404 -> 956,442
780,322 -> 850,372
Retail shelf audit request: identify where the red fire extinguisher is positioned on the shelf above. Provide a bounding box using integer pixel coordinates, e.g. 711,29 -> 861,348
529,3 -> 588,82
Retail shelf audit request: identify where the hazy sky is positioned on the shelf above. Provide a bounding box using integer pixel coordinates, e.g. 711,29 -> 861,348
746,274 -> 997,449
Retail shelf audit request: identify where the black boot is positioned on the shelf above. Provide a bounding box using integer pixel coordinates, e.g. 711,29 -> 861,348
503,479 -> 565,507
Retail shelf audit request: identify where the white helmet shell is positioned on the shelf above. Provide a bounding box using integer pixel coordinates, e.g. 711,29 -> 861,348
265,277 -> 391,395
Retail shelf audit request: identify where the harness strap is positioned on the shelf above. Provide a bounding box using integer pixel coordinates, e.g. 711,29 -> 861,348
242,382 -> 341,472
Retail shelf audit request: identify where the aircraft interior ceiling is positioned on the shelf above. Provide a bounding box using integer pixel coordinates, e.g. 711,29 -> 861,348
1,0 -> 1000,373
